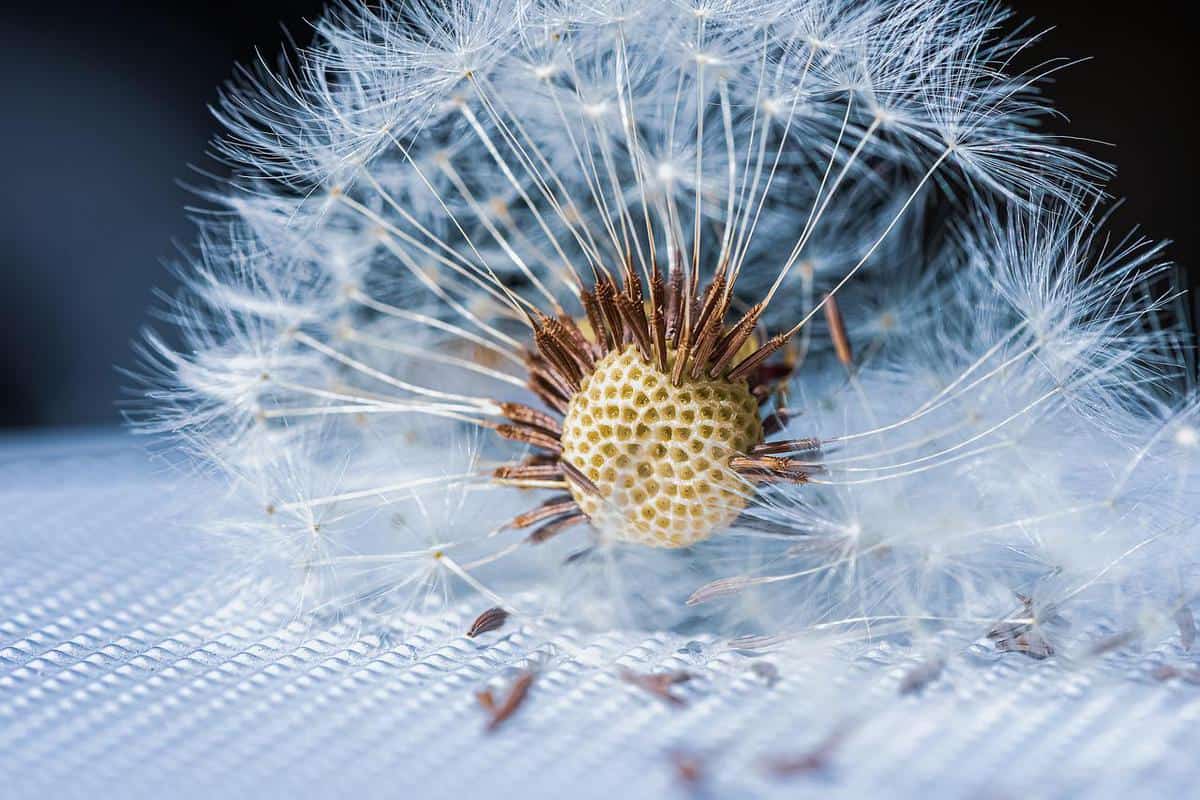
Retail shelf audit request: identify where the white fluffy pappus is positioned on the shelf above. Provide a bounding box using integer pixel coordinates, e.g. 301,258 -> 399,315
134,0 -> 1197,670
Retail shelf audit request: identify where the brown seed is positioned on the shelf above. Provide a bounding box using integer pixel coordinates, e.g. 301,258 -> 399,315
688,308 -> 726,380
728,333 -> 788,382
708,303 -> 763,378
467,607 -> 510,638
751,437 -> 821,456
649,270 -> 669,371
619,668 -> 694,706
546,315 -> 595,372
527,511 -> 587,544
621,256 -> 642,302
527,361 -> 573,409
763,751 -> 826,777
730,455 -> 810,483
1088,630 -> 1139,656
508,495 -> 578,529
670,322 -> 693,387
822,292 -> 853,367
493,463 -> 565,483
580,288 -> 611,355
1155,664 -> 1200,684
989,627 -> 1054,660
595,277 -> 627,349
534,326 -> 583,389
762,724 -> 848,778
616,291 -> 653,362
554,314 -> 597,370
988,596 -> 1055,660
690,273 -> 729,353
623,271 -> 651,338
751,661 -> 780,687
899,658 -> 944,694
563,546 -> 595,565
478,671 -> 535,732
670,751 -> 705,787
498,402 -> 563,436
494,424 -> 563,454
665,261 -> 685,346
1153,664 -> 1178,681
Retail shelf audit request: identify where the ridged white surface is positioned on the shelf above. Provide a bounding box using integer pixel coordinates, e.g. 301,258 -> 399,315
2,431 -> 1197,799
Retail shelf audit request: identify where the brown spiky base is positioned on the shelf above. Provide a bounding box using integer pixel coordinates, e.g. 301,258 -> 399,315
489,264 -> 829,547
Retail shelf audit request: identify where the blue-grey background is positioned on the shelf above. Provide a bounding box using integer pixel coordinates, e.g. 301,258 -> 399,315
0,0 -> 1195,429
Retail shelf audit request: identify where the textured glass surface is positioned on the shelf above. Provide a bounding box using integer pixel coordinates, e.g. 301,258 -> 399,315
2,431 -> 1196,799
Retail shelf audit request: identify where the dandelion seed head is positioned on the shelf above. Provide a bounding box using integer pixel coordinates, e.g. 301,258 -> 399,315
133,0 -> 1198,650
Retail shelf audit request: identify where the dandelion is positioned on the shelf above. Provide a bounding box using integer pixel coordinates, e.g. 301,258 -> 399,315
138,0 -> 1197,653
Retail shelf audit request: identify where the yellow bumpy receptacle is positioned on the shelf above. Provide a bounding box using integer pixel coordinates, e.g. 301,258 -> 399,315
560,346 -> 763,547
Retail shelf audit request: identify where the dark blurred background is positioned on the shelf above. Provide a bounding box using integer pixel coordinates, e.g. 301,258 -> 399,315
0,1 -> 1195,428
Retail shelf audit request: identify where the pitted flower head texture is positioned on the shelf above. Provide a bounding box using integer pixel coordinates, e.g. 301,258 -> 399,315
137,0 -> 1198,654
561,345 -> 765,547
